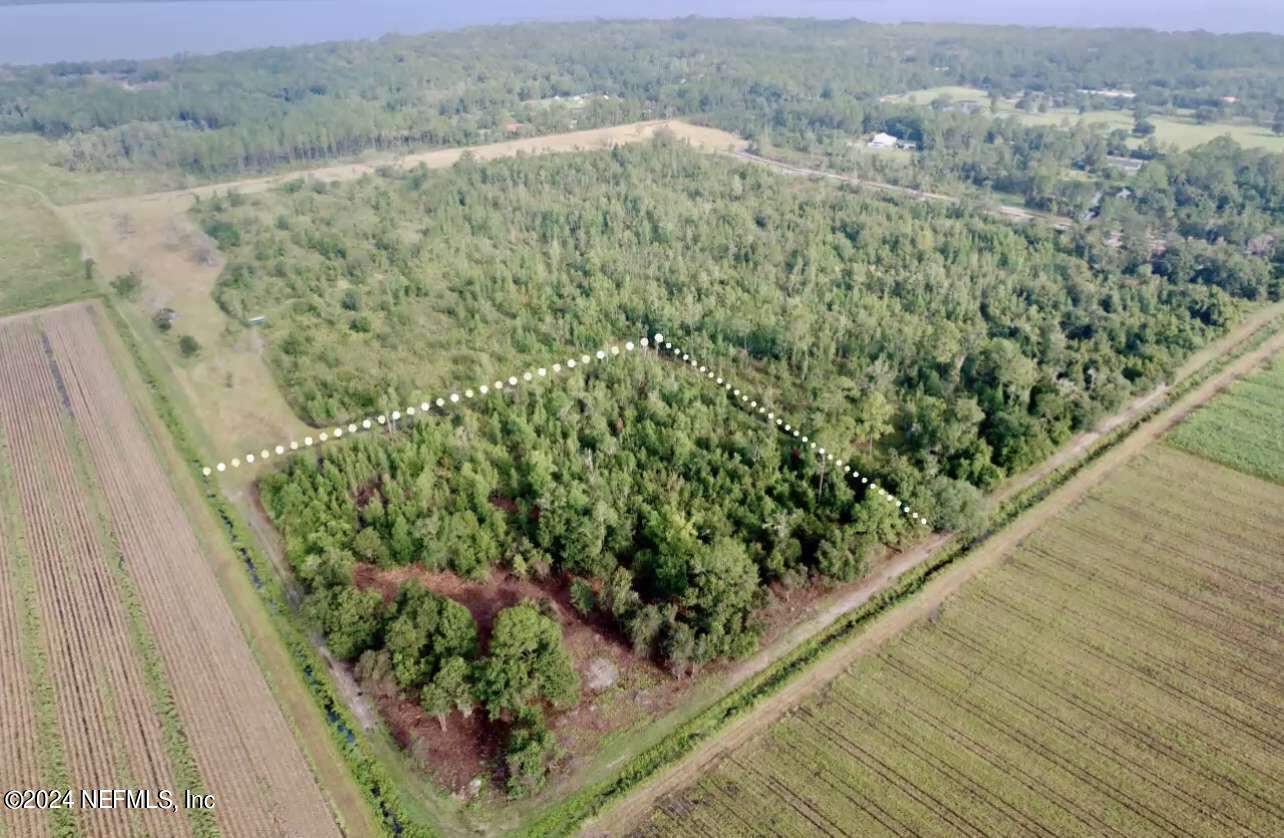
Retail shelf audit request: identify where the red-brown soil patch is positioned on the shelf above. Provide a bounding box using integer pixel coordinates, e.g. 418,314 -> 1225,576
351,563 -> 678,792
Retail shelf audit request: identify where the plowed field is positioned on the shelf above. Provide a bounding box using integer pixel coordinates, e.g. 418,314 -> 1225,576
0,302 -> 340,838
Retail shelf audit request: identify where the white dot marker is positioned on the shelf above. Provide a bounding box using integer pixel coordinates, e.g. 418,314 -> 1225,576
436,398 -> 445,407
861,477 -> 868,484
421,402 -> 430,412
553,363 -> 562,373
654,333 -> 664,343
202,466 -> 212,477
494,380 -> 504,390
362,419 -> 372,429
450,393 -> 460,403
318,433 -> 327,442
290,441 -> 299,450
391,411 -> 400,421
610,346 -> 620,355
246,454 -> 256,463
216,463 -> 226,472
508,376 -> 518,386
232,458 -> 241,467
538,368 -> 547,376
523,372 -> 533,381
567,360 -> 576,369
405,407 -> 415,416
480,385 -> 489,395
580,355 -> 590,365
639,338 -> 648,348
717,377 -> 724,385
276,445 -> 285,455
818,448 -> 825,455
348,424 -> 358,433
625,342 -> 634,351
377,415 -> 386,424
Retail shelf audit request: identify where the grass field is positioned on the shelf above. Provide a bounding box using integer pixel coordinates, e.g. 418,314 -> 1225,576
885,85 -> 1284,152
1169,360 -> 1284,485
0,181 -> 90,317
635,441 -> 1284,836
0,303 -> 341,838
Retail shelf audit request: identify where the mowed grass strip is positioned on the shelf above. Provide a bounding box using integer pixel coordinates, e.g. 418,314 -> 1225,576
1169,361 -> 1284,485
635,446 -> 1284,837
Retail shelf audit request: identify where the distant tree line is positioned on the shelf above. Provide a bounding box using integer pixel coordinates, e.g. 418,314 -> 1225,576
3,18 -> 1281,175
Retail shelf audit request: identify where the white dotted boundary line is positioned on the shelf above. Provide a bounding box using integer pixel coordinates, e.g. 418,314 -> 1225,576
202,332 -> 927,528
652,333 -> 927,529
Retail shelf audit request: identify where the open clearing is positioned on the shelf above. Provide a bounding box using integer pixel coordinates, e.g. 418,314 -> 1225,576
631,442 -> 1284,837
56,120 -> 746,458
0,302 -> 341,838
885,85 -> 1284,152
0,179 -> 90,316
1170,359 -> 1284,484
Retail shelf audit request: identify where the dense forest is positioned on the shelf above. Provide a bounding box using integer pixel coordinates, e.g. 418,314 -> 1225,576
4,18 -> 1282,175
214,136 -> 1264,789
197,140 -> 1248,489
262,350 -> 933,792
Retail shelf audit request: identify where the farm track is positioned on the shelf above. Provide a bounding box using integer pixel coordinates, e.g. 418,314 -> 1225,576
0,319 -> 185,838
36,305 -> 341,838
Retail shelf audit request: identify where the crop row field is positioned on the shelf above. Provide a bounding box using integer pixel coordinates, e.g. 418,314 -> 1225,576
634,443 -> 1284,837
0,303 -> 339,838
1169,360 -> 1284,485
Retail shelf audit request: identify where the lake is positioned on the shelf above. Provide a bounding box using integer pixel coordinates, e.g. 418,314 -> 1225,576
0,1 -> 1278,67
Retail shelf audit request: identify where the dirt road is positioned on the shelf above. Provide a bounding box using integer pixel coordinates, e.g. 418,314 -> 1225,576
728,150 -> 1074,229
586,316 -> 1284,835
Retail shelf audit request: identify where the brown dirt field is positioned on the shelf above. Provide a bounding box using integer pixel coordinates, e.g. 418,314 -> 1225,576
586,317 -> 1284,835
0,316 -> 187,838
0,363 -> 50,838
56,120 -> 745,460
0,303 -> 344,837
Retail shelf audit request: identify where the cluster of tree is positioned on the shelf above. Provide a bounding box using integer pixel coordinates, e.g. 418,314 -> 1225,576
263,355 -> 948,785
261,356 -> 933,674
3,19 -> 1280,174
199,140 -> 1241,489
314,576 -> 578,795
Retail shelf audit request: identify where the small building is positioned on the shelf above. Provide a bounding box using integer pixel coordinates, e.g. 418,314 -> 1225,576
895,139 -> 918,150
867,132 -> 898,149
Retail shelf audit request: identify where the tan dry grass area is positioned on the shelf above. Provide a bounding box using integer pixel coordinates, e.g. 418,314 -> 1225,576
0,303 -> 343,838
58,120 -> 746,460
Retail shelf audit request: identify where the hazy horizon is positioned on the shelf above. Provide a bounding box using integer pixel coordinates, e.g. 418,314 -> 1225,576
2,1 -> 1282,66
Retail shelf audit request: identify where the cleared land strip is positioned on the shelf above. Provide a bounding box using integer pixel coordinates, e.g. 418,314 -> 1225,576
632,447 -> 1284,838
34,304 -> 342,838
729,150 -> 1076,230
0,318 -> 187,838
588,320 -> 1284,835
